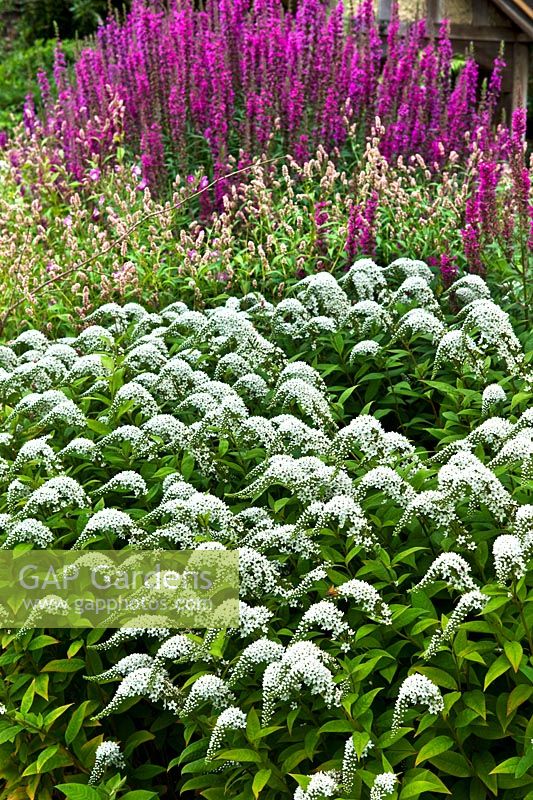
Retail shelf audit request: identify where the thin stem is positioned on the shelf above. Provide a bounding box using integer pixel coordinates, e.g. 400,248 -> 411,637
517,213 -> 530,326
384,367 -> 406,434
0,155 -> 286,338
512,591 -> 533,656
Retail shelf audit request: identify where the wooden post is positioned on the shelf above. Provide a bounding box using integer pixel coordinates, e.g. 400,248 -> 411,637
377,0 -> 393,22
472,0 -> 490,26
512,42 -> 529,111
426,0 -> 442,35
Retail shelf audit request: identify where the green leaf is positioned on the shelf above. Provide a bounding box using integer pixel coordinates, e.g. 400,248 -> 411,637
273,496 -> 290,513
351,656 -> 384,682
65,701 -> 92,745
180,777 -> 223,793
28,635 -> 59,651
282,748 -> 310,773
490,758 -> 521,775
338,386 -> 357,405
252,768 -> 272,798
472,752 -> 497,794
417,713 -> 441,736
55,785 -> 102,800
85,418 -> 111,435
121,793 -> 159,800
515,748 -> 533,779
459,649 -> 485,665
0,725 -> 22,745
34,673 -> 49,700
507,684 -> 533,715
351,731 -> 371,758
131,764 -> 165,779
181,452 -> 195,481
415,737 -> 454,766
37,745 -> 60,773
400,780 -> 447,799
43,704 -> 73,728
255,726 -> 283,740
214,749 -> 262,763
377,727 -> 412,747
42,659 -> 86,673
318,720 -> 354,734
484,654 -> 511,689
400,770 -> 451,799
416,666 -> 457,690
67,640 -> 84,658
511,391 -> 531,410
351,688 -> 382,717
482,595 -> 510,614
124,730 -> 156,757
442,691 -> 461,717
429,752 -> 472,778
180,758 -> 211,775
246,708 -> 261,742
178,739 -> 209,766
463,690 -> 486,720
22,748 -> 71,776
20,680 -> 35,714
392,547 -> 427,566
504,641 -> 523,672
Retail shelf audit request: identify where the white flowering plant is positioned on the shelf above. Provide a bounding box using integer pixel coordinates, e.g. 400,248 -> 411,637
0,262 -> 531,800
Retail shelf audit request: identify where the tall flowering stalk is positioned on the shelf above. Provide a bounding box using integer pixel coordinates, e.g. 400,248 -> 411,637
509,108 -> 532,323
346,191 -> 378,261
428,254 -> 458,288
459,107 -> 532,313
314,201 -> 330,255
16,0 -> 507,191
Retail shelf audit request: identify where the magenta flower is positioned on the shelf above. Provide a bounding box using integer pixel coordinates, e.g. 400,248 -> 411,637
438,254 -> 458,287
346,191 -> 379,260
461,223 -> 484,275
314,201 -> 330,254
4,0 -> 508,189
140,122 -> 165,190
477,160 -> 500,239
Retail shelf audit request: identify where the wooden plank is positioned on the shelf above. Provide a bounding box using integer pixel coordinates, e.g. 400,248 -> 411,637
472,0 -> 491,26
491,0 -> 533,38
512,42 -> 529,111
448,23 -> 529,42
426,0 -> 442,25
377,0 -> 393,22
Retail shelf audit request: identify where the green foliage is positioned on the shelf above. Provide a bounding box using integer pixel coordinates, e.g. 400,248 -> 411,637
0,0 -> 127,127
0,145 -> 530,341
0,263 -> 531,798
1,0 -> 128,44
0,39 -> 78,130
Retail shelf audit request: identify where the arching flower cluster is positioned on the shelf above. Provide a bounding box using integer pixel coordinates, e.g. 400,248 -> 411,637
233,260 -> 529,383
0,262 -> 531,795
88,741 -> 125,785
